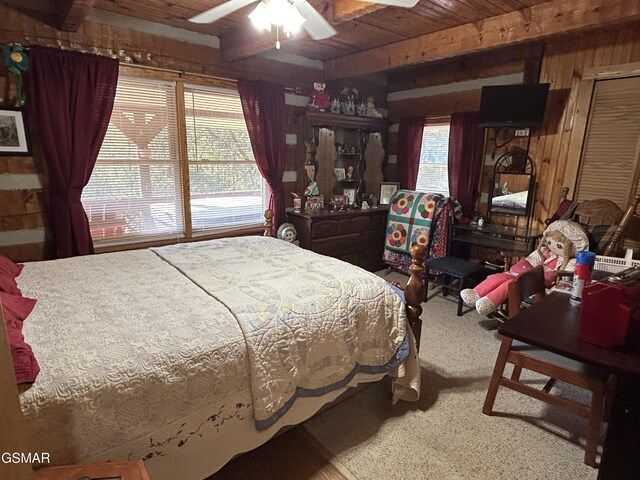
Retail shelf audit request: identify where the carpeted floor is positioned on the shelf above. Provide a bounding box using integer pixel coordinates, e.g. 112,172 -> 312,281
303,273 -> 600,480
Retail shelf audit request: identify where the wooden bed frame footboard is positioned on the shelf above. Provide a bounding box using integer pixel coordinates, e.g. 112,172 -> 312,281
263,209 -> 425,350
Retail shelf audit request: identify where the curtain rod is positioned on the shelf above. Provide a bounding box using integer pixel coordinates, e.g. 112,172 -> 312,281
122,63 -> 303,94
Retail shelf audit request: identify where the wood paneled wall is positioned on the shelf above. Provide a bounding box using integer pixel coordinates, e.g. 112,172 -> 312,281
529,25 -> 640,229
387,23 -> 640,232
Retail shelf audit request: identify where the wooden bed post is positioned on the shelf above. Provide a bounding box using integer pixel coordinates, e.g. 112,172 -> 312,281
0,301 -> 33,480
263,209 -> 274,237
405,243 -> 426,351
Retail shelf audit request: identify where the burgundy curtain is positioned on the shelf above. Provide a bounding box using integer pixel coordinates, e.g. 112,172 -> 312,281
397,117 -> 425,190
448,111 -> 485,219
25,47 -> 118,259
237,80 -> 286,230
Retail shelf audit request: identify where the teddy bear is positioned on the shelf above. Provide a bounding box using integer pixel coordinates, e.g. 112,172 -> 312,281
460,220 -> 589,316
307,82 -> 331,111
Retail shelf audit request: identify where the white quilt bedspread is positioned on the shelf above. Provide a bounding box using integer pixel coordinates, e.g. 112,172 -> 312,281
19,248 -> 251,465
17,237 -> 419,476
153,236 -> 419,428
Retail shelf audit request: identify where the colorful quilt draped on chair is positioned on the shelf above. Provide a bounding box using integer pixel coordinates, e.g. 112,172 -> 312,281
383,190 -> 462,273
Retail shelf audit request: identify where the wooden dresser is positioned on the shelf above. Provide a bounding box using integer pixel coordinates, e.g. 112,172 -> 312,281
286,208 -> 387,271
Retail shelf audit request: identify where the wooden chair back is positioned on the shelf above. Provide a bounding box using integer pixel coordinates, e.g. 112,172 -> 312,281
507,265 -> 546,318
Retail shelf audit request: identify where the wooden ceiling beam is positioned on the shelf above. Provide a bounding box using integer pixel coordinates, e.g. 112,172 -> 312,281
220,0 -> 385,62
56,0 -> 95,31
324,0 -> 640,79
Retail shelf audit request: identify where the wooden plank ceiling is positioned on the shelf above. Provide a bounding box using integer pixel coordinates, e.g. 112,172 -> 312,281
50,0 -> 640,77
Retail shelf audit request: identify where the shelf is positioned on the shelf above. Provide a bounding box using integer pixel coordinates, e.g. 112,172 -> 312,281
306,111 -> 389,131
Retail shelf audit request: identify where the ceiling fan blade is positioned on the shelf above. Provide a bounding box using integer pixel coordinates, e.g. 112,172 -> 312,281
366,0 -> 419,7
189,0 -> 258,24
295,0 -> 337,40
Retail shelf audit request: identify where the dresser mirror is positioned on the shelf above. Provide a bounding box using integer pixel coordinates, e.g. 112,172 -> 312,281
488,148 -> 535,229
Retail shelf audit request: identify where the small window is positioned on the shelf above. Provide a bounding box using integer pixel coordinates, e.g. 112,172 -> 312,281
416,123 -> 450,195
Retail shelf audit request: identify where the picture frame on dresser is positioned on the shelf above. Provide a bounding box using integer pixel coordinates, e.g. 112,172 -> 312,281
0,108 -> 31,155
379,182 -> 400,205
343,187 -> 357,206
334,168 -> 346,181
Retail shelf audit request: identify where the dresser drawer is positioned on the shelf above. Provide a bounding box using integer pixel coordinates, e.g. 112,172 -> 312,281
361,229 -> 385,250
313,233 -> 360,256
359,248 -> 385,271
311,216 -> 372,238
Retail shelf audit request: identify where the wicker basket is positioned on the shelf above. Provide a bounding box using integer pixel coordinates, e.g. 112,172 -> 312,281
594,248 -> 640,273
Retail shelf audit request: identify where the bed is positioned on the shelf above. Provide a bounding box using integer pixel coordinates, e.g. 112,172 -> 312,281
2,212 -> 426,480
490,190 -> 529,215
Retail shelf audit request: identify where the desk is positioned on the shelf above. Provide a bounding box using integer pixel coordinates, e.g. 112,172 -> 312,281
451,223 -> 542,256
499,292 -> 640,479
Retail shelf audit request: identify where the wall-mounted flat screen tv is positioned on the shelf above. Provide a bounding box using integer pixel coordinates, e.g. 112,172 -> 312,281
478,83 -> 550,128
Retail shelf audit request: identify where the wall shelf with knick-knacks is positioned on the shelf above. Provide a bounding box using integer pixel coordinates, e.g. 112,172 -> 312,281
305,111 -> 389,207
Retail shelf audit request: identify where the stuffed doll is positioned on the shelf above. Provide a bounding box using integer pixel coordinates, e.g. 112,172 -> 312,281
307,82 -> 331,111
460,220 -> 589,316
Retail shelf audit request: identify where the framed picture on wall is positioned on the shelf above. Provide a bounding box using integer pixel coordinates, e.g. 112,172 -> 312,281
379,182 -> 400,205
0,108 -> 31,155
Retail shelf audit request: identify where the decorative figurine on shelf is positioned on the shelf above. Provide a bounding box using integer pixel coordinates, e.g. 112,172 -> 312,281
361,200 -> 370,210
304,181 -> 319,197
460,220 -> 589,316
276,223 -> 299,246
307,82 -> 331,111
340,86 -> 358,115
356,101 -> 367,117
346,166 -> 354,180
330,97 -> 341,114
366,95 -> 383,118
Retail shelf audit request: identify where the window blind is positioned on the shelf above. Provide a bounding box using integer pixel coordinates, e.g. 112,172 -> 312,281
184,84 -> 267,234
416,123 -> 450,195
575,76 -> 640,208
82,76 -> 184,245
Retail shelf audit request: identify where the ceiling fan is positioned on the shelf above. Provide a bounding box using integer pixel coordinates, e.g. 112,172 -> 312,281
189,0 -> 420,45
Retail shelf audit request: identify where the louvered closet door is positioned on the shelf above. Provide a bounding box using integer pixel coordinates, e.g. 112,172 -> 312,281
575,76 -> 640,208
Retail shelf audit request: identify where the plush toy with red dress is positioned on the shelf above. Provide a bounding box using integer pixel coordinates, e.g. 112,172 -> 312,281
460,220 -> 589,316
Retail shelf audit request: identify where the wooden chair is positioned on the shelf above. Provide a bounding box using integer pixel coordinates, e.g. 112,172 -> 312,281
482,266 -> 610,467
547,187 -> 640,257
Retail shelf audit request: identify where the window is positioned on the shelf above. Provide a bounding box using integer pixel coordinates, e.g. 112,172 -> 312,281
416,123 -> 450,195
82,75 -> 267,247
184,85 -> 266,234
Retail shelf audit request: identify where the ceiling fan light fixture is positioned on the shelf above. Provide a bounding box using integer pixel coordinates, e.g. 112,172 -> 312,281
248,0 -> 306,36
248,2 -> 272,31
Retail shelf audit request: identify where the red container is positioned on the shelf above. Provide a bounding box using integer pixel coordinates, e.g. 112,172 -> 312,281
578,282 -> 640,349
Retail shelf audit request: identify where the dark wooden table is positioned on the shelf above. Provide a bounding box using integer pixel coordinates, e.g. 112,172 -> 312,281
499,292 -> 640,479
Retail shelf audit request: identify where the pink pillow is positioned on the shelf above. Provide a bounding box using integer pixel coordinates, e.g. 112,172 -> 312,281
0,255 -> 23,278
0,255 -> 23,295
1,292 -> 39,385
0,275 -> 21,295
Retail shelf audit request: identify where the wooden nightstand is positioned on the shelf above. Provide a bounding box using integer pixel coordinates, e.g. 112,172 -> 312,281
33,460 -> 149,480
